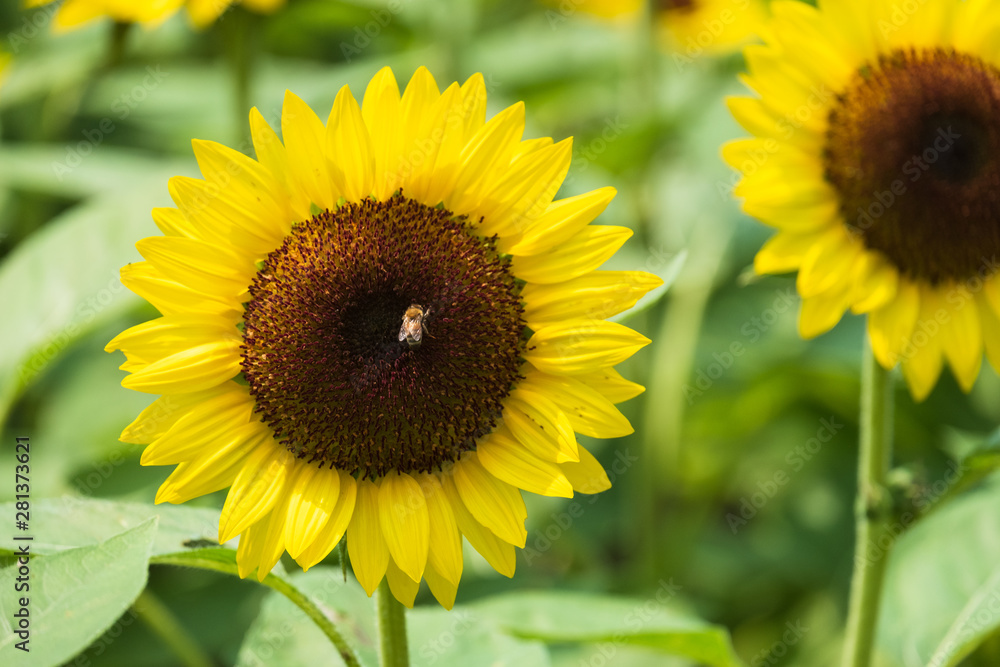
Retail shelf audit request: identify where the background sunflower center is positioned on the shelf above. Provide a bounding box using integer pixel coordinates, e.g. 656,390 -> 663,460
241,195 -> 525,479
824,48 -> 1000,284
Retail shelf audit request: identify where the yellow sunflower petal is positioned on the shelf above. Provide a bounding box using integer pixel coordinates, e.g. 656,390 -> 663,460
284,463 -> 342,559
560,446 -> 612,495
255,491 -> 293,582
378,471 -> 430,583
120,385 -> 236,444
511,226 -> 633,284
521,370 -> 634,438
452,453 -> 527,547
446,102 -> 526,214
416,473 -> 463,587
237,512 -> 271,579
937,286 -> 983,392
440,472 -> 516,577
502,389 -> 579,463
385,558 -> 420,609
136,236 -> 253,300
119,340 -> 242,394
509,187 -> 617,257
154,421 -> 265,505
326,84 -> 375,202
140,389 -> 252,466
347,479 -> 390,596
572,366 -> 645,404
522,271 -> 663,327
119,262 -> 239,319
361,67 -> 404,200
296,470 -> 358,571
220,439 -> 294,544
868,281 -> 921,368
423,562 -> 459,610
477,426 -> 574,498
281,90 -> 338,211
524,320 -> 651,375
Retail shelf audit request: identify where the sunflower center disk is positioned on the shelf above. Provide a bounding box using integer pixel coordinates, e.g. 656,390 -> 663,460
241,195 -> 526,479
825,48 -> 1000,284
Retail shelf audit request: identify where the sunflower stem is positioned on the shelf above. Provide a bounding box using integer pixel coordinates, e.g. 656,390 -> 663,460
150,553 -> 363,667
376,578 -> 409,667
841,339 -> 894,667
224,7 -> 255,147
133,589 -> 213,667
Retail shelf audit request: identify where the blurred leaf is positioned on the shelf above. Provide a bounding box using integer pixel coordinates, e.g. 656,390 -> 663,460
877,476 -> 1000,666
0,145 -> 187,427
0,519 -> 156,667
0,498 -> 221,558
610,249 -> 687,324
472,590 -> 743,666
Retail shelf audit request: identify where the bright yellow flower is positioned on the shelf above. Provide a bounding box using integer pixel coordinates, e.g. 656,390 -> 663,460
726,0 -> 1000,401
107,66 -> 659,607
24,0 -> 285,31
659,0 -> 767,56
548,0 -> 766,55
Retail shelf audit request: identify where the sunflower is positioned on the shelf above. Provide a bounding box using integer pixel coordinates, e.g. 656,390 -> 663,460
724,0 -> 1000,401
545,0 -> 765,56
24,0 -> 284,31
106,66 -> 658,607
658,0 -> 767,56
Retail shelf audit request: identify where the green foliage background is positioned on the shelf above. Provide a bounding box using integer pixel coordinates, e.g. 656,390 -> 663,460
1,1 -> 1000,666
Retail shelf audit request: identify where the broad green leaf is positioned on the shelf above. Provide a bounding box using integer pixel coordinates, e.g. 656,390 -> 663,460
0,519 -> 156,667
0,498 -> 221,557
408,607 -> 550,667
472,589 -> 743,667
235,568 -> 377,667
877,476 -> 1000,666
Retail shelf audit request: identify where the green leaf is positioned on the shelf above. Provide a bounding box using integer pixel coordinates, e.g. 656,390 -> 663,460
609,249 -> 687,324
472,589 -> 743,667
234,568 -> 377,667
0,519 -> 157,667
0,498 -> 221,558
408,607 -> 550,667
877,475 -> 1000,666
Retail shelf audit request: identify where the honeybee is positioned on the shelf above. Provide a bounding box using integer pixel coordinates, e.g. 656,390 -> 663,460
399,304 -> 431,348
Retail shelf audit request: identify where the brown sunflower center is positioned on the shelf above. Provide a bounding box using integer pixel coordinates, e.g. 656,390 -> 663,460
240,195 -> 526,479
659,0 -> 696,12
824,48 -> 1000,284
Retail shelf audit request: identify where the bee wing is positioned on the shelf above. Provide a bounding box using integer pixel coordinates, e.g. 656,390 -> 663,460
398,323 -> 408,342
411,326 -> 422,342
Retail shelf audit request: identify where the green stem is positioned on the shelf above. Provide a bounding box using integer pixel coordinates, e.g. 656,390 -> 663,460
224,8 -> 255,146
150,553 -> 362,667
376,578 -> 409,667
105,21 -> 132,70
841,339 -> 894,667
133,589 -> 213,667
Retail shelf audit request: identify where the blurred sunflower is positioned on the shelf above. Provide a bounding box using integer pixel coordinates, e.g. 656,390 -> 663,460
106,66 -> 658,607
658,0 -> 767,56
24,0 -> 284,31
546,0 -> 765,54
725,0 -> 1000,400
